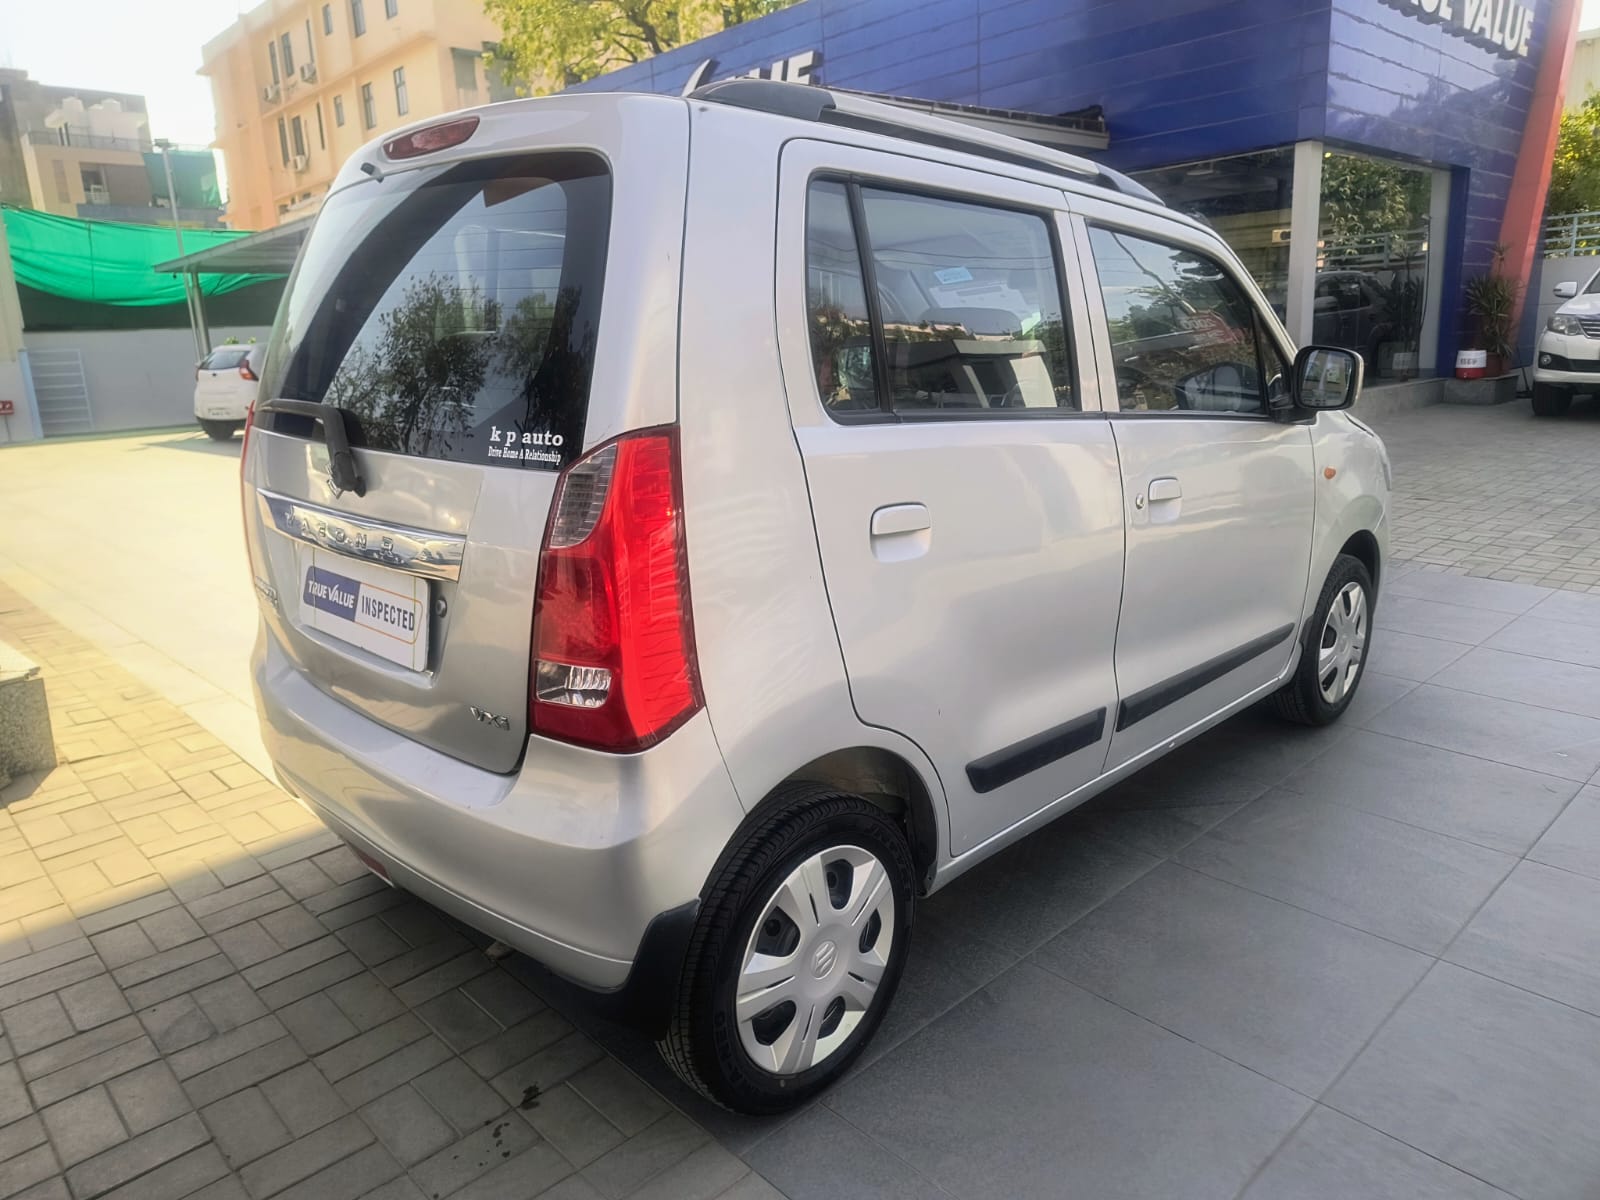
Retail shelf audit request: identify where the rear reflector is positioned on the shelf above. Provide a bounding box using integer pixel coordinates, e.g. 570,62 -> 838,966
239,360 -> 258,382
382,116 -> 480,160
530,429 -> 702,753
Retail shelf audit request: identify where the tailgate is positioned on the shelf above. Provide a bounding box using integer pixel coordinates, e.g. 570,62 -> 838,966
242,97 -> 688,774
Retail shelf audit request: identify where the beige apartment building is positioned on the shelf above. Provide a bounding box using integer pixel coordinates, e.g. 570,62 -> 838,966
201,0 -> 510,230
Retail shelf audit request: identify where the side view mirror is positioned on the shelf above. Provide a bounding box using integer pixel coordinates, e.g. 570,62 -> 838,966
1313,295 -> 1339,313
1554,281 -> 1579,300
1292,345 -> 1363,411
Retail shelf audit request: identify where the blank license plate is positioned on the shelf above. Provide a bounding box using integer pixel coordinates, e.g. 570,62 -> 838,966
297,549 -> 429,670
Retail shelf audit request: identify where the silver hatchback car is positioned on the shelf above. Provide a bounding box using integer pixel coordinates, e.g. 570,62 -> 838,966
243,80 -> 1390,1113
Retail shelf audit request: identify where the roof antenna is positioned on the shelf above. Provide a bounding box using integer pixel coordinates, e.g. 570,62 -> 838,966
360,160 -> 385,181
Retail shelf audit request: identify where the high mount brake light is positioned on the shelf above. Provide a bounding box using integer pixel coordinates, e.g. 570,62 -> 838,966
382,116 -> 480,160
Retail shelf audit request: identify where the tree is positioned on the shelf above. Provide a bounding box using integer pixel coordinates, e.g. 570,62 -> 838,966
484,0 -> 800,92
1548,92 -> 1600,217
1319,154 -> 1430,249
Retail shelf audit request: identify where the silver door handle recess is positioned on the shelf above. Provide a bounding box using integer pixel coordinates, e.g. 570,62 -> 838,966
1148,478 -> 1182,503
871,503 -> 931,536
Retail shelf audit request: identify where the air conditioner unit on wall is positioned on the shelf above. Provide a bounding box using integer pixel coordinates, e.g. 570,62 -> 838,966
300,62 -> 317,82
292,154 -> 308,172
262,83 -> 280,103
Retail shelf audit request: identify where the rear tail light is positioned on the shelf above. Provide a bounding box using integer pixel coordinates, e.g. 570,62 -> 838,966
530,428 -> 702,752
239,360 -> 258,382
382,115 -> 479,160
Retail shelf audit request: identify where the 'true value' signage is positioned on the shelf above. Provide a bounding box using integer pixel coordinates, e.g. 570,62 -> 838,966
1379,0 -> 1536,59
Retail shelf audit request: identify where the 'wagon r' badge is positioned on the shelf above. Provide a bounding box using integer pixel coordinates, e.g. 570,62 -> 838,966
469,706 -> 511,730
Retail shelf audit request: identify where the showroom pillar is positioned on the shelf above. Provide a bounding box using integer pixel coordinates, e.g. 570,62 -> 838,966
1285,140 -> 1324,348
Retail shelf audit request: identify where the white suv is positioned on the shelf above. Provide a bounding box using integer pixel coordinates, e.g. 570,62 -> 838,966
242,81 -> 1390,1113
1534,271 -> 1600,415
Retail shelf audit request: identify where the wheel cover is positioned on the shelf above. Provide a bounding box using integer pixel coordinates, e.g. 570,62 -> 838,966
734,844 -> 896,1077
1318,580 -> 1368,704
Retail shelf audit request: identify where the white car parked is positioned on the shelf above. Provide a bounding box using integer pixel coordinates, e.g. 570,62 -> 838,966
193,344 -> 262,439
1534,270 -> 1600,415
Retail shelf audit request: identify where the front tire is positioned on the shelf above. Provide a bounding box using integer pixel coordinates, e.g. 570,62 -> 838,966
1273,553 -> 1373,726
660,786 -> 915,1114
199,418 -> 241,440
1531,384 -> 1572,417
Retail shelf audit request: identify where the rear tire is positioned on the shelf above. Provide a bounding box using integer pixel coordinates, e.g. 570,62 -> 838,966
199,418 -> 240,440
659,785 -> 915,1114
1531,384 -> 1572,417
1273,553 -> 1373,727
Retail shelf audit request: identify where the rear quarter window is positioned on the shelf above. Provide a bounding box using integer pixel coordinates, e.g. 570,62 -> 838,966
261,152 -> 611,470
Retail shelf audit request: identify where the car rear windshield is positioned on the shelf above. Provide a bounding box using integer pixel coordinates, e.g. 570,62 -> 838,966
260,152 -> 611,471
203,347 -> 250,370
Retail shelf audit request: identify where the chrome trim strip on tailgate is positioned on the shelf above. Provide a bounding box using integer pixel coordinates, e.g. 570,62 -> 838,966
256,488 -> 466,581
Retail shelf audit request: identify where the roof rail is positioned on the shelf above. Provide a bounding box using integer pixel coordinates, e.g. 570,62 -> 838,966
689,78 -> 1163,207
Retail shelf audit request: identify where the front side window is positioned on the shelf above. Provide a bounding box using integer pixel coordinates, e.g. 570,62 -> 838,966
803,177 -> 1076,419
1087,226 -> 1275,416
262,152 -> 611,471
393,67 -> 409,116
360,82 -> 376,129
351,0 -> 366,36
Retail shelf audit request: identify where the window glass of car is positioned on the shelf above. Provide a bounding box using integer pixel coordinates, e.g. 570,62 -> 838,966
805,181 -> 879,414
1087,226 -> 1275,415
803,178 -> 1075,417
202,347 -> 250,371
262,152 -> 610,470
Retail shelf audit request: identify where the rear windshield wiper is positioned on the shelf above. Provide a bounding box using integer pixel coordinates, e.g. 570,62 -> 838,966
256,399 -> 366,497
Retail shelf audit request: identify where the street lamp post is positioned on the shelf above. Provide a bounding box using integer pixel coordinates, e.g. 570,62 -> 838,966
154,138 -> 208,362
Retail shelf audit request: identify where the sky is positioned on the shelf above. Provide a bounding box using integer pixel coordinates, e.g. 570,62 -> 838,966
3,0 -> 1600,151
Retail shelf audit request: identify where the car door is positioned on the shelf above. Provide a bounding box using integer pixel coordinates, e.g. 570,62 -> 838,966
776,141 -> 1125,857
1070,203 -> 1314,771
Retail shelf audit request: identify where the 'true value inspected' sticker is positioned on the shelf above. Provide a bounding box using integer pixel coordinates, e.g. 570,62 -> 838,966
297,549 -> 429,671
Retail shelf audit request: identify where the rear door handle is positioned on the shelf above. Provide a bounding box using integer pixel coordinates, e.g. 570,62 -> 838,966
1148,477 -> 1182,503
871,503 -> 931,537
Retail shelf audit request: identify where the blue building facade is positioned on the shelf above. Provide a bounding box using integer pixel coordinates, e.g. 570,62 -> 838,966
576,0 -> 1567,374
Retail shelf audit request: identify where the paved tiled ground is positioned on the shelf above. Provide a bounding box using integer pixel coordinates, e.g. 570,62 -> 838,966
1380,398 -> 1600,590
7,405 -> 1600,1199
0,584 -> 779,1200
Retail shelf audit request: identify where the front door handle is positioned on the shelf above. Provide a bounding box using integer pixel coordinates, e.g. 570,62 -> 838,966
1147,477 -> 1182,503
871,503 -> 931,537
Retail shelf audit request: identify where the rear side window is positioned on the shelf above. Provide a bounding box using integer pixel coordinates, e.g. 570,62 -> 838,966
803,178 -> 1075,419
202,347 -> 249,370
262,153 -> 610,470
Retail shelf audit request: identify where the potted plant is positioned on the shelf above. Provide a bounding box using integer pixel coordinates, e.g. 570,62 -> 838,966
1464,244 -> 1521,375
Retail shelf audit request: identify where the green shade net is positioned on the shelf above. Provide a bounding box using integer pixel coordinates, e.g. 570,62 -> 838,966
143,149 -> 223,210
2,206 -> 282,307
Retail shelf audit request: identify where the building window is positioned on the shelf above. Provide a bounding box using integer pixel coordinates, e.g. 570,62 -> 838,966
393,67 -> 408,116
51,160 -> 69,204
279,32 -> 295,75
351,0 -> 366,37
333,95 -> 346,126
384,0 -> 398,16
277,116 -> 290,166
315,103 -> 326,149
322,3 -> 332,34
452,48 -> 479,105
268,39 -> 280,85
360,82 -> 376,129
305,19 -> 315,62
291,115 -> 306,159
80,166 -> 108,204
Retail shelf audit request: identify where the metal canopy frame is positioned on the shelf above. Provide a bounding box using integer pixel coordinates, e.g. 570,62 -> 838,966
152,217 -> 312,361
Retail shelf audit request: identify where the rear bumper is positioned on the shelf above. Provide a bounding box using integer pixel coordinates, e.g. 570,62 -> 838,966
252,629 -> 743,999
